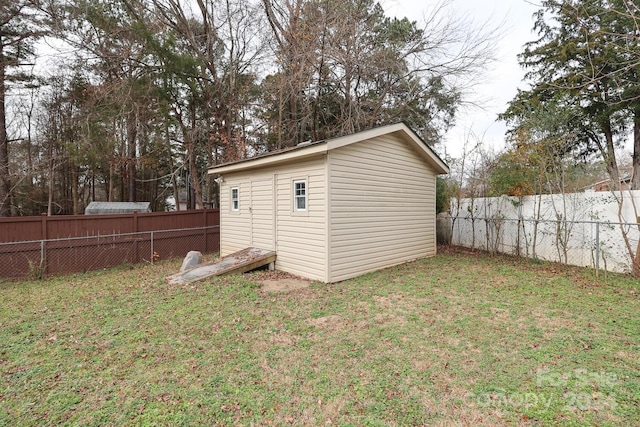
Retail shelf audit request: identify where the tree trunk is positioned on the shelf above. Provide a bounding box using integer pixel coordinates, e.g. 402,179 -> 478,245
166,122 -> 180,211
127,108 -> 137,202
312,27 -> 327,142
71,164 -> 79,215
632,111 -> 640,276
0,38 -> 12,217
602,120 -> 621,190
632,109 -> 640,190
47,140 -> 54,216
187,142 -> 204,209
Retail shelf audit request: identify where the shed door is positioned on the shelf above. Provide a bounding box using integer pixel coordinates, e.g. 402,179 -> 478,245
250,176 -> 275,250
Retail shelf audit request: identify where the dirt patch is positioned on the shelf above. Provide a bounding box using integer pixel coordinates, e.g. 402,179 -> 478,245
373,312 -> 407,326
248,269 -> 313,293
259,278 -> 312,293
372,294 -> 404,307
307,314 -> 343,330
438,244 -> 485,257
268,330 -> 297,346
488,307 -> 511,322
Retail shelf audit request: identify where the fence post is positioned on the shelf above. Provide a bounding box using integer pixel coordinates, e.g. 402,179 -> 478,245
39,214 -> 47,280
150,231 -> 154,265
516,218 -> 521,256
133,211 -> 139,264
203,209 -> 208,253
40,239 -> 45,280
595,222 -> 600,277
41,213 -> 47,240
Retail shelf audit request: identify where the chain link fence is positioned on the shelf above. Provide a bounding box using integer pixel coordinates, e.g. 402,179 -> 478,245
0,226 -> 220,281
439,216 -> 639,275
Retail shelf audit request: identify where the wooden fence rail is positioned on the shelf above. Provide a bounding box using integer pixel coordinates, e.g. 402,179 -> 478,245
0,210 -> 220,280
0,209 -> 220,242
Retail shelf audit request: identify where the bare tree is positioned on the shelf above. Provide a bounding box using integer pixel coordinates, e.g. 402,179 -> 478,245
148,0 -> 266,207
0,0 -> 42,216
261,0 -> 499,147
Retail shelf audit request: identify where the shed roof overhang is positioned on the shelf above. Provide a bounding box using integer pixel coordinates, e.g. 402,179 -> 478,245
208,122 -> 449,175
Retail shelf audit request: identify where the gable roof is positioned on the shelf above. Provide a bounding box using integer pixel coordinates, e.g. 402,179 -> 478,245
208,122 -> 449,175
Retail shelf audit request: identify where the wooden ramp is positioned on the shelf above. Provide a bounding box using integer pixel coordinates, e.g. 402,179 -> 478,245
166,247 -> 276,285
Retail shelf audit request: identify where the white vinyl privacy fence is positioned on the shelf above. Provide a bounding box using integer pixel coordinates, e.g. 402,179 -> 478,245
445,191 -> 640,274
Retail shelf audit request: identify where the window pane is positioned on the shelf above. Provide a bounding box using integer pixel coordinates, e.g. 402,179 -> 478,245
231,187 -> 239,210
293,180 -> 306,211
296,196 -> 306,210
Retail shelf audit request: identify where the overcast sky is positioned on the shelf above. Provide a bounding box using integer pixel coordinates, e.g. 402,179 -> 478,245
386,0 -> 541,158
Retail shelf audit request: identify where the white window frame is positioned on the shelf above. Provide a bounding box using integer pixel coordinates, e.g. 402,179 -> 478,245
293,179 -> 307,212
230,186 -> 240,212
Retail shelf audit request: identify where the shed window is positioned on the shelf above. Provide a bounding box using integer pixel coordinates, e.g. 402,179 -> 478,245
293,180 -> 307,211
230,187 -> 239,211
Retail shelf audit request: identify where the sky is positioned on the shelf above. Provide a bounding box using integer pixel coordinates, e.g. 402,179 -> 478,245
386,0 -> 541,158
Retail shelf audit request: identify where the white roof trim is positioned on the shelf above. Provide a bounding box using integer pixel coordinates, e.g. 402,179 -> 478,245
208,122 -> 449,175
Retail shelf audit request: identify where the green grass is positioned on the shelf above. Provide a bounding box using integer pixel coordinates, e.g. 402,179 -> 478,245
1,248 -> 639,426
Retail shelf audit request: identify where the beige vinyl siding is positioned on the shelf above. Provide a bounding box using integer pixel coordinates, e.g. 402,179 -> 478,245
274,158 -> 327,281
249,175 -> 275,250
328,135 -> 436,282
218,157 -> 328,281
219,180 -> 251,256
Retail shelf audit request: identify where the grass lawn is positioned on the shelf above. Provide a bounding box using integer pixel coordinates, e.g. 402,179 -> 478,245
1,247 -> 639,426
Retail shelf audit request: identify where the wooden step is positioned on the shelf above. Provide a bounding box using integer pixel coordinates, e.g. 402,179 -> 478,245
166,247 -> 276,285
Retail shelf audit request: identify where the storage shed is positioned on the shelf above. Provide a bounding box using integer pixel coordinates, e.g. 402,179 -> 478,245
208,122 -> 449,282
85,202 -> 151,215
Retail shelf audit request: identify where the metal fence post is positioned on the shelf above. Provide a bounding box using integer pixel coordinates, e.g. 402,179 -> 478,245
516,218 -> 521,256
595,222 -> 600,277
40,240 -> 45,280
150,231 -> 154,265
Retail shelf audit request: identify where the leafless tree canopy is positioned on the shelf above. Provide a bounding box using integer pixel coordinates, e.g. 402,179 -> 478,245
0,0 -> 496,216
